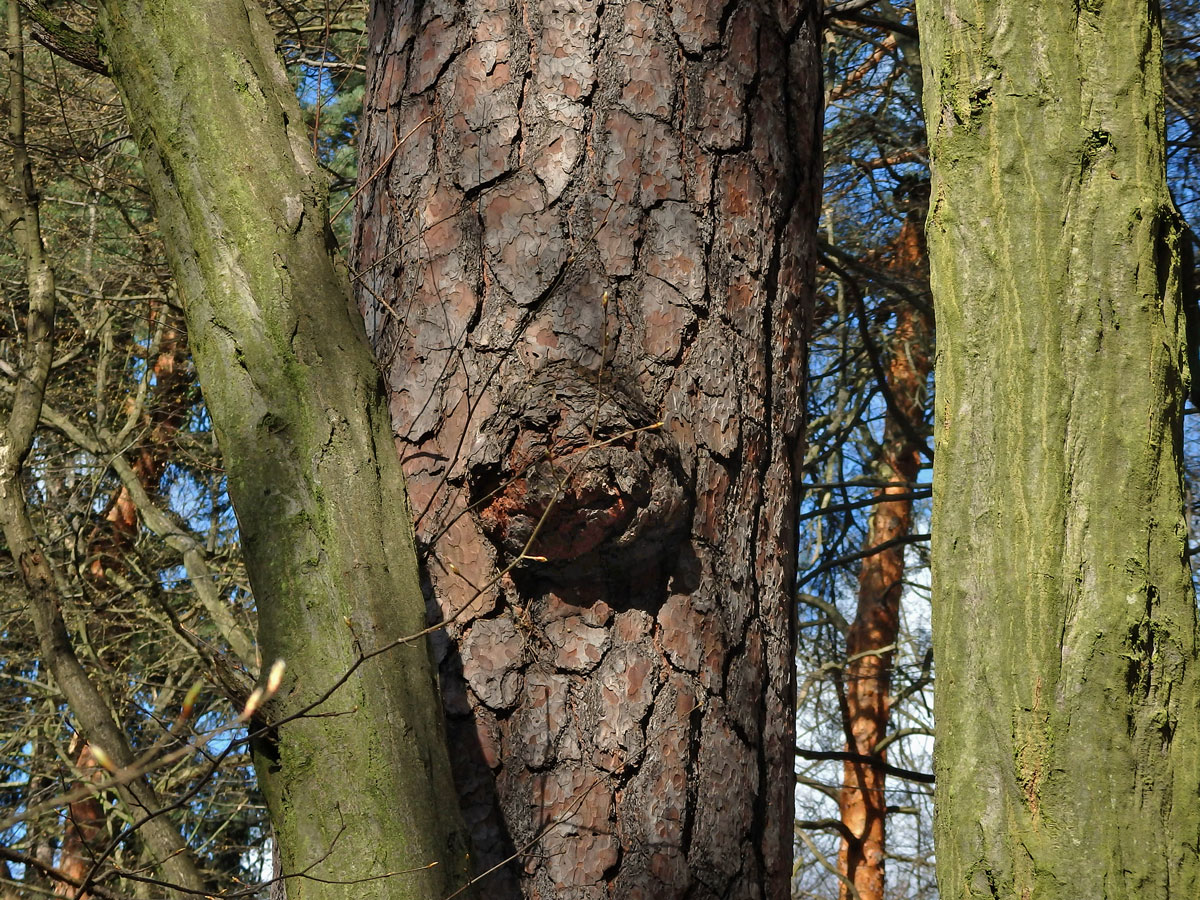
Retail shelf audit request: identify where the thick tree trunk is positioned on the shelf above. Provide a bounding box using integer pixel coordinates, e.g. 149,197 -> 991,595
837,217 -> 931,900
915,1 -> 1200,896
97,3 -> 473,898
352,0 -> 821,896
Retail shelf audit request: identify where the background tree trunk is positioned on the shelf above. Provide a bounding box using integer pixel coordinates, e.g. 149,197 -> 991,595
838,214 -> 931,900
97,3 -> 473,898
53,741 -> 106,899
85,309 -> 187,581
915,0 -> 1200,895
353,0 -> 821,896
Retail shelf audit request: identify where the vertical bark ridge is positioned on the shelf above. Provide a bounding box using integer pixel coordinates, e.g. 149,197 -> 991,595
353,0 -> 821,895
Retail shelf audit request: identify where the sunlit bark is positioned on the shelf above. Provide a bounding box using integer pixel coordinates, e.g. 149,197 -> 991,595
917,0 -> 1200,895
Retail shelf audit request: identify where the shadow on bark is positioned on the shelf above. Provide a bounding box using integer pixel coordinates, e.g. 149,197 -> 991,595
437,645 -> 524,899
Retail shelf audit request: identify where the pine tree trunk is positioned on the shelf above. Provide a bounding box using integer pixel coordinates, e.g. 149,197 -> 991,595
838,216 -> 932,900
352,0 -> 822,896
915,1 -> 1200,895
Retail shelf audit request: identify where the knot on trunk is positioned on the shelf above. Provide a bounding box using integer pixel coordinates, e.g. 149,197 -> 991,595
467,362 -> 689,578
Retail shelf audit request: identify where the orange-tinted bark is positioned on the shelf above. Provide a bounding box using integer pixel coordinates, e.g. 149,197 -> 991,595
53,742 -> 105,899
66,309 -> 188,878
825,34 -> 897,103
88,309 -> 188,581
837,216 -> 931,900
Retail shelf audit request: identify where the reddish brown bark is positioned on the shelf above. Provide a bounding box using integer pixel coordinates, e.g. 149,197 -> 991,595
53,741 -> 105,899
836,216 -> 931,900
352,0 -> 821,895
87,310 -> 188,581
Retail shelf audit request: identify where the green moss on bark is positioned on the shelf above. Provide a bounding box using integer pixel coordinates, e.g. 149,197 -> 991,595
97,3 -> 473,898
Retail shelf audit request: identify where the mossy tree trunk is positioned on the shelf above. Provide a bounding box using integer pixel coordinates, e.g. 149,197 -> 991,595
915,1 -> 1200,896
352,0 -> 821,896
97,3 -> 473,898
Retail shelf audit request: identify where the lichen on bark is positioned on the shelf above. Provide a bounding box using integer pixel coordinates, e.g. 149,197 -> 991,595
97,3 -> 474,898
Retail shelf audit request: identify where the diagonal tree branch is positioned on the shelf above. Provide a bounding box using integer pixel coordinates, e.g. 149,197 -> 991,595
16,1 -> 107,75
0,8 -> 203,896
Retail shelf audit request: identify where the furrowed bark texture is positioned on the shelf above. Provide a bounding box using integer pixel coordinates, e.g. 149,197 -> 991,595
915,1 -> 1200,896
97,3 -> 473,898
353,0 -> 821,895
837,216 -> 931,900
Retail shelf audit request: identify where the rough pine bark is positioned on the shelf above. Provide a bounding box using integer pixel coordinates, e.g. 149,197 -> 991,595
837,214 -> 931,900
916,0 -> 1200,896
352,0 -> 821,895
